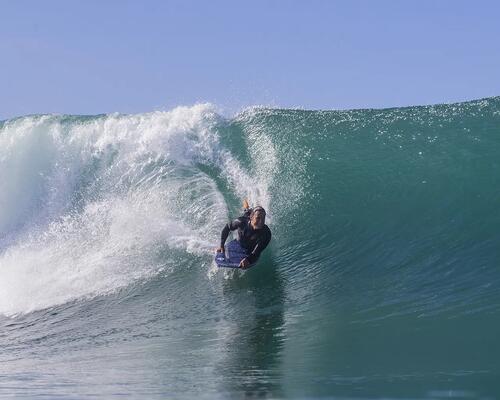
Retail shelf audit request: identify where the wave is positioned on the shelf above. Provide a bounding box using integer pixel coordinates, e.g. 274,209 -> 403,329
1,98 -> 499,321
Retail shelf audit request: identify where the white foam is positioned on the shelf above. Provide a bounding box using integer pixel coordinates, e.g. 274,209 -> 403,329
0,104 -> 270,316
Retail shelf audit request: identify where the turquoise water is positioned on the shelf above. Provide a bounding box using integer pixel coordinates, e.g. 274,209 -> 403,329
0,98 -> 499,399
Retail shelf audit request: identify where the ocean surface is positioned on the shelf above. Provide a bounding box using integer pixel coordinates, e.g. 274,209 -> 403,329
1,98 -> 499,399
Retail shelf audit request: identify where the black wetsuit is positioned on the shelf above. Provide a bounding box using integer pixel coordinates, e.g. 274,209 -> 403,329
220,215 -> 272,264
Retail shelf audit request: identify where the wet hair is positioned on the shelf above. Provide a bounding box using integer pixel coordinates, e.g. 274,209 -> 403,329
251,206 -> 266,216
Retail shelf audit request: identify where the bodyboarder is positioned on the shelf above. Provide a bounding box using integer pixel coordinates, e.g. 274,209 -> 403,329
216,202 -> 271,269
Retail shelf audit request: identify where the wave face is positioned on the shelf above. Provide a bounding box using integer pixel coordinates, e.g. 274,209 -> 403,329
1,98 -> 499,399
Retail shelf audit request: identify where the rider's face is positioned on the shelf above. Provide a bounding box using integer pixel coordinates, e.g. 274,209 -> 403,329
250,211 -> 265,229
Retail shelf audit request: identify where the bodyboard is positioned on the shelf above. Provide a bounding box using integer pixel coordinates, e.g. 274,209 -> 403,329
215,240 -> 254,268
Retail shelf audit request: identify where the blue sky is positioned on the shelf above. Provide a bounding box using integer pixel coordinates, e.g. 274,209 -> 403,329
1,0 -> 499,119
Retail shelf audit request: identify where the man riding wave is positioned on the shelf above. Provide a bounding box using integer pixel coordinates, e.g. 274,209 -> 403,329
216,202 -> 271,269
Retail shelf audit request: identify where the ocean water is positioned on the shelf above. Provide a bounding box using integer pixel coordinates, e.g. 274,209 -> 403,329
0,98 -> 499,399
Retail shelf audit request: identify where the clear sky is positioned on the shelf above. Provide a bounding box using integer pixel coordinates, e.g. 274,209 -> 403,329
1,0 -> 499,119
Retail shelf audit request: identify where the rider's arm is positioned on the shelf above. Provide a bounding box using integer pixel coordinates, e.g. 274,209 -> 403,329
220,219 -> 243,248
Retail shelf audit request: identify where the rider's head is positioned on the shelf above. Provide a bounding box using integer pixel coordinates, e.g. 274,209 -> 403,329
250,206 -> 266,229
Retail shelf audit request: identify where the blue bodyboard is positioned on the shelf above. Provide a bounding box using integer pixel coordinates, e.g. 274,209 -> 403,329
215,240 -> 254,269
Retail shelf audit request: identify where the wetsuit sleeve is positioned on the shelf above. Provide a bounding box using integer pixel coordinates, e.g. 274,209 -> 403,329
246,229 -> 272,264
220,219 -> 243,248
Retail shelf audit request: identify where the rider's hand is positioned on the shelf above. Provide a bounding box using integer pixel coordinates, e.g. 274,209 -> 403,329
239,258 -> 250,269
216,247 -> 224,253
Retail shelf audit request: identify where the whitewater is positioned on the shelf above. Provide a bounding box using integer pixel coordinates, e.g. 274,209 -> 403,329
0,98 -> 499,399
